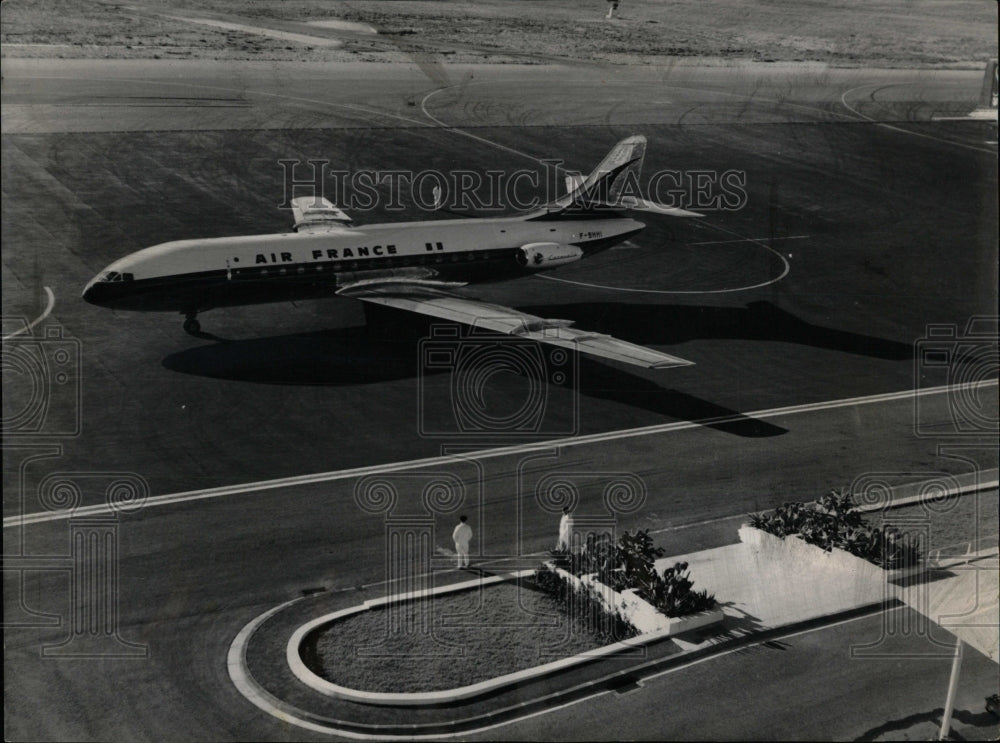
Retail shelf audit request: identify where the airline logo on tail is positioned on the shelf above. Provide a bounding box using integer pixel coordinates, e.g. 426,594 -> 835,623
547,134 -> 703,218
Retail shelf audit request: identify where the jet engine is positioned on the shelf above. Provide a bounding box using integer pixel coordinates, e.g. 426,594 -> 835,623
515,242 -> 584,269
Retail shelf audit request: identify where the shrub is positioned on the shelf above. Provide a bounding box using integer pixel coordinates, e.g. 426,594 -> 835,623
539,529 -> 716,621
531,565 -> 638,643
747,489 -> 922,568
640,561 -> 717,618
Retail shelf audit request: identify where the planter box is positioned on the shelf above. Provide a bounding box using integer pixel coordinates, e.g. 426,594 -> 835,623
738,525 -> 923,582
545,562 -> 724,636
620,589 -> 724,635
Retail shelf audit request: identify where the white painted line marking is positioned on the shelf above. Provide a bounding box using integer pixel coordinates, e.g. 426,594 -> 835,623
421,86 -> 549,167
650,476 -> 1000,536
688,235 -> 809,246
539,227 -> 791,294
840,83 -> 996,155
6,379 -> 996,529
2,288 -> 56,341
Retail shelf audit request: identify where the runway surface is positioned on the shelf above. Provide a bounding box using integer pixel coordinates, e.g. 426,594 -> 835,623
3,58 -> 998,740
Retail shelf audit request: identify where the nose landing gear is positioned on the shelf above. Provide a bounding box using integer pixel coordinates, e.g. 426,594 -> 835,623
183,312 -> 201,336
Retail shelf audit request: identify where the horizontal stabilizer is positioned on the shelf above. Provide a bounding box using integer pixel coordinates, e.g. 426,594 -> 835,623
620,197 -> 703,217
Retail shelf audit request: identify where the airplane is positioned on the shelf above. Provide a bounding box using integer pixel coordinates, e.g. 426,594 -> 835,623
83,135 -> 702,369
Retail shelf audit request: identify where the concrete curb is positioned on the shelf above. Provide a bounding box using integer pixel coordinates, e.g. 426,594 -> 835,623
852,469 -> 998,514
231,595 -> 894,740
286,568 -> 702,706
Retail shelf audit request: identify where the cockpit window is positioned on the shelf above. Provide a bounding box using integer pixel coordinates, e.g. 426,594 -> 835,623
101,271 -> 133,283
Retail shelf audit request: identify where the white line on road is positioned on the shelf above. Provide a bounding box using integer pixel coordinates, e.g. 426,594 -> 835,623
5,379 -> 996,529
839,83 -> 996,155
687,235 -> 810,246
2,287 -> 56,341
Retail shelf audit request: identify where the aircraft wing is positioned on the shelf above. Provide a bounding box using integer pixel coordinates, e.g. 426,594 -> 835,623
341,285 -> 694,370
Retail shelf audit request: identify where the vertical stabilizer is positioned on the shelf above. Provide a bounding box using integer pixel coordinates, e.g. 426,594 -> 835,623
559,135 -> 646,209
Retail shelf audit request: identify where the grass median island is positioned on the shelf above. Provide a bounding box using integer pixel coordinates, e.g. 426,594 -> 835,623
303,578 -> 630,693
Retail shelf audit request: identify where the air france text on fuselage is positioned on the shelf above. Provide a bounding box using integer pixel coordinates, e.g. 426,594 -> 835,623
249,244 -> 400,264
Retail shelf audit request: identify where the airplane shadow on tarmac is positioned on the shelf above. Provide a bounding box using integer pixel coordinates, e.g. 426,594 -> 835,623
162,324 -> 424,385
519,300 -> 914,361
161,301 -> 914,439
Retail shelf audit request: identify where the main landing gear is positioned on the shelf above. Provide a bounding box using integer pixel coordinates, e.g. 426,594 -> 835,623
183,312 -> 201,336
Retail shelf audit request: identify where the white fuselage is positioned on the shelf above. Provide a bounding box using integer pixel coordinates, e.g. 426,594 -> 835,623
82,212 -> 644,313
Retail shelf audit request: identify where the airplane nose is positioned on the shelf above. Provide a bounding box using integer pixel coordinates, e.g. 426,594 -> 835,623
82,274 -> 118,307
82,275 -> 103,306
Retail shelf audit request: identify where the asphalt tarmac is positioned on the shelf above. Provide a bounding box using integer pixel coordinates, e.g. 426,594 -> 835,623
3,58 -> 997,740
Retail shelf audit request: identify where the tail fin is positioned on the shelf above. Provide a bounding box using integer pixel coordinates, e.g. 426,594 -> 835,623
561,134 -> 647,209
548,135 -> 703,217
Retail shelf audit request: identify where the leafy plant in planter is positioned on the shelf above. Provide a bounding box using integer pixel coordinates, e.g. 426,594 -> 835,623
747,489 -> 922,568
842,524 -> 920,570
771,501 -> 809,537
640,561 -> 717,618
817,488 -> 864,530
539,529 -> 716,620
573,532 -> 618,584
614,529 -> 665,594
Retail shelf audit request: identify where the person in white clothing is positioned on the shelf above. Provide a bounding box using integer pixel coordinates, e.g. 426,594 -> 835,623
556,506 -> 573,551
452,515 -> 473,568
